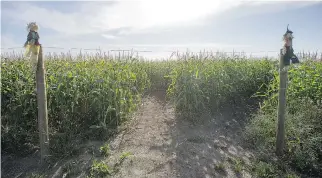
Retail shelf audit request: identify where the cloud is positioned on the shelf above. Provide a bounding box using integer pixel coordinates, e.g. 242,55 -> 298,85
94,0 -> 244,31
2,0 -> 245,36
231,1 -> 320,18
102,34 -> 117,39
1,0 -> 248,49
1,34 -> 20,47
3,0 -> 317,37
1,0 -> 320,56
2,2 -> 100,36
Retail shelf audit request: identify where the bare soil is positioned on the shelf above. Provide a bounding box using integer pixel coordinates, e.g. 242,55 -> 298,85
1,90 -> 256,178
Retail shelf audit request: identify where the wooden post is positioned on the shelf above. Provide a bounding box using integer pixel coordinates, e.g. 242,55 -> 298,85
36,45 -> 49,163
276,49 -> 288,156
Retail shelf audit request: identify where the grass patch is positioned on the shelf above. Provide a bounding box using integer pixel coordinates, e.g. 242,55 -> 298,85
88,159 -> 112,178
214,162 -> 227,175
244,61 -> 322,177
99,143 -> 111,157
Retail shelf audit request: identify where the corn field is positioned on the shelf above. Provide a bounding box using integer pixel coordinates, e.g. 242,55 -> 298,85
1,51 -> 322,176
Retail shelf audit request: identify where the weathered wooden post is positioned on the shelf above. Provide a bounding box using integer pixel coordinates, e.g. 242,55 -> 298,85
276,48 -> 288,156
276,25 -> 299,156
24,22 -> 49,163
36,45 -> 50,163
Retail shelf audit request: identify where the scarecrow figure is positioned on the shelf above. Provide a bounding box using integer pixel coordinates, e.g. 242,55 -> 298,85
282,24 -> 299,66
24,22 -> 40,72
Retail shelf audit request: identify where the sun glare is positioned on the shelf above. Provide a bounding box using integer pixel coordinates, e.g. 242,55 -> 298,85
98,0 -> 241,30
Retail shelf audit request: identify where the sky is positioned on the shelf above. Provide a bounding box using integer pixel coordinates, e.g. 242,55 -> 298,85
1,0 -> 322,59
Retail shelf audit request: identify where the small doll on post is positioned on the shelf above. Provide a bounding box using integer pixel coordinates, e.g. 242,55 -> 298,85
282,24 -> 299,67
24,22 -> 41,73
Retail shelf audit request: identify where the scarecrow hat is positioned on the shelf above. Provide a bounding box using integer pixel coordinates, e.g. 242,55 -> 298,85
284,24 -> 293,37
26,22 -> 39,32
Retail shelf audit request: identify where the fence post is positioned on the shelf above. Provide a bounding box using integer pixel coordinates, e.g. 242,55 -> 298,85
276,25 -> 299,156
276,49 -> 288,156
36,45 -> 50,163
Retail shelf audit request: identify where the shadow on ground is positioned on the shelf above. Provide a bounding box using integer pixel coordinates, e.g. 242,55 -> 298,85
109,90 -> 259,178
1,140 -> 108,178
147,91 -> 258,178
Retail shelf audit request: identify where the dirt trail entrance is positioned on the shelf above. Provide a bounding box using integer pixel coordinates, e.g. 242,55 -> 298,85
2,90 -> 256,178
107,90 -> 255,178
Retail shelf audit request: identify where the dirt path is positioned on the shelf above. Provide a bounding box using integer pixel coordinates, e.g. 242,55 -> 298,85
1,90 -> 256,178
107,91 -> 255,178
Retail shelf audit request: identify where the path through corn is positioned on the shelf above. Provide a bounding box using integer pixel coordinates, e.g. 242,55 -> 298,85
107,91 -> 254,178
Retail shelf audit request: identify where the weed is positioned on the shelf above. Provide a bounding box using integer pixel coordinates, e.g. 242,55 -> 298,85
214,162 -> 226,174
113,151 -> 133,174
99,143 -> 110,157
88,159 -> 111,178
251,161 -> 278,178
227,157 -> 245,175
119,151 -> 132,161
